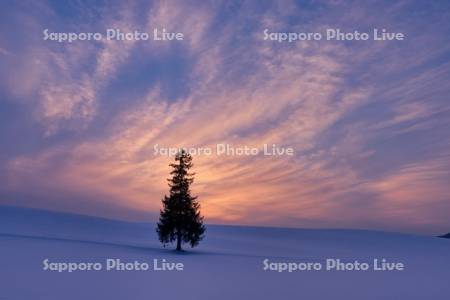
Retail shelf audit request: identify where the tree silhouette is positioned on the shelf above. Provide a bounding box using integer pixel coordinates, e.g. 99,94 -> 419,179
156,150 -> 205,251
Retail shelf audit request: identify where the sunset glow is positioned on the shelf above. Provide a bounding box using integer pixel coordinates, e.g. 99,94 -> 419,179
1,0 -> 449,235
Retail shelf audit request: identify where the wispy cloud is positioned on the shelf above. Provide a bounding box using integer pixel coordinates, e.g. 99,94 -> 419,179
1,0 -> 450,234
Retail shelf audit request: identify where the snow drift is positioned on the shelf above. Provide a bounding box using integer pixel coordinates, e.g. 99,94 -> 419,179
0,205 -> 449,299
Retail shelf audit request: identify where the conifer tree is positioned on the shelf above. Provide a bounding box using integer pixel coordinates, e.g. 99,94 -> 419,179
156,150 -> 205,251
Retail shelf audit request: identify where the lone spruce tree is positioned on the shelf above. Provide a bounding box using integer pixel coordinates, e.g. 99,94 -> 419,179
157,149 -> 205,251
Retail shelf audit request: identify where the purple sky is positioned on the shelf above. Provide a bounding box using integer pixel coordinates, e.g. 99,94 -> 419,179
1,0 -> 450,234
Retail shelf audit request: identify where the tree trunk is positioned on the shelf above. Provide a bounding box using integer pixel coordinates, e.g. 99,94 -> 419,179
176,233 -> 182,251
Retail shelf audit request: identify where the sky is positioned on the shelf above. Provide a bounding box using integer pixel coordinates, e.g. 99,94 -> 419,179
0,0 -> 449,235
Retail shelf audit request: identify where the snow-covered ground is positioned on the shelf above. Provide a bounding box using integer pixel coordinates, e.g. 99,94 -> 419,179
0,205 -> 449,299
